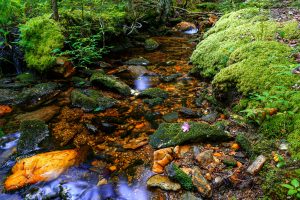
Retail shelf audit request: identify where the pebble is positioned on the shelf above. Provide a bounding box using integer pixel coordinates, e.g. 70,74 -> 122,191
246,155 -> 267,175
279,143 -> 289,151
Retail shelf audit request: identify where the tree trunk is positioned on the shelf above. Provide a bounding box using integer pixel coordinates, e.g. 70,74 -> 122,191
51,0 -> 59,21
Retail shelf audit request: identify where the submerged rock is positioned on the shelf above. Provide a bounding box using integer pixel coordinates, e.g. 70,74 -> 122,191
138,88 -> 169,99
71,89 -> 117,112
124,57 -> 150,66
144,38 -> 159,51
149,122 -> 231,149
17,120 -> 49,155
4,149 -> 83,191
90,72 -> 131,96
160,73 -> 182,83
14,105 -> 60,123
147,175 -> 181,191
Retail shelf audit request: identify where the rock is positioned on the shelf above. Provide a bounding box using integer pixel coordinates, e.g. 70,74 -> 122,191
195,150 -> 214,168
0,105 -> 12,117
162,112 -> 179,122
97,178 -> 108,186
222,157 -> 237,167
85,123 -> 98,134
174,145 -> 190,158
213,176 -> 223,188
99,122 -> 117,134
182,192 -> 203,200
191,167 -> 212,198
71,89 -> 117,112
166,162 -> 194,191
144,38 -> 159,51
52,57 -> 76,78
160,73 -> 182,83
175,22 -> 196,32
143,97 -> 164,107
138,88 -> 169,99
195,97 -> 203,107
123,135 -> 148,150
201,112 -> 218,123
149,122 -> 231,149
116,65 -> 149,79
99,61 -> 113,69
153,147 -> 173,173
71,76 -> 90,88
246,155 -> 267,175
292,66 -> 300,75
90,72 -> 131,96
124,57 -> 150,66
17,120 -> 49,155
279,142 -> 289,151
147,175 -> 181,191
4,149 -> 83,191
0,89 -> 19,105
180,107 -> 201,118
14,105 -> 60,123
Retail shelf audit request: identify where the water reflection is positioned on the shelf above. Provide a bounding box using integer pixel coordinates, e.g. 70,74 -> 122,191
134,75 -> 150,91
184,28 -> 198,35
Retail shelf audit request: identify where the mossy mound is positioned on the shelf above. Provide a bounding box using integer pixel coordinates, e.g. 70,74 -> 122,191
149,122 -> 231,149
138,88 -> 169,99
20,15 -> 64,72
288,114 -> 300,160
16,73 -> 37,84
90,72 -> 131,96
235,133 -> 253,157
17,120 -> 49,155
71,89 -> 117,112
166,163 -> 195,191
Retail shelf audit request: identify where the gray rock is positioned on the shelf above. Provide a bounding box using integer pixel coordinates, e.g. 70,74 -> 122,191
195,150 -> 214,168
180,107 -> 201,118
147,175 -> 181,191
201,111 -> 218,123
163,112 -> 179,122
160,73 -> 182,83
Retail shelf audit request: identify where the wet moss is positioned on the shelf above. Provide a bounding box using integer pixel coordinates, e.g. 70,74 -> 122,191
149,122 -> 231,149
144,38 -> 159,51
166,162 -> 195,191
16,73 -> 37,84
90,72 -> 131,96
138,88 -> 169,99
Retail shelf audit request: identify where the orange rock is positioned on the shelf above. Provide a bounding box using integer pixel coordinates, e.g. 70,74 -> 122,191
213,152 -> 222,157
0,105 -> 12,117
152,148 -> 173,174
175,22 -> 196,32
109,166 -> 117,172
219,114 -> 226,120
152,162 -> 164,174
135,123 -> 145,129
231,143 -> 240,150
4,149 -> 82,191
237,161 -> 243,168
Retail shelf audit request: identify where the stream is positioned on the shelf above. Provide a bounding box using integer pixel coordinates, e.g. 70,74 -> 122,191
0,31 -> 259,200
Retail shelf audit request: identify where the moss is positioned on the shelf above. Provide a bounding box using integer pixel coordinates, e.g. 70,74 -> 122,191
144,38 -> 159,51
235,133 -> 253,157
196,3 -> 219,11
18,120 -> 49,154
20,15 -> 64,72
212,41 -> 297,95
149,122 -> 231,149
143,97 -> 164,107
259,113 -> 294,138
288,114 -> 300,160
16,73 -> 36,84
139,88 -> 169,99
278,20 -> 300,40
253,138 -> 276,155
166,163 -> 195,191
90,72 -> 131,96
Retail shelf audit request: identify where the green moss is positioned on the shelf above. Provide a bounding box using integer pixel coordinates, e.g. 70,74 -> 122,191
288,114 -> 300,160
259,113 -> 294,138
253,138 -> 276,155
139,88 -> 169,99
144,38 -> 159,51
0,0 -> 23,26
196,3 -> 219,11
166,163 -> 195,191
149,122 -> 231,149
235,133 -> 253,157
20,15 -> 64,72
18,120 -> 49,154
143,97 -> 164,107
90,72 -> 131,96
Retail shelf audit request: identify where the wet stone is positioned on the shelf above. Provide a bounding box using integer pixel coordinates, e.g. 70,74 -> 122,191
160,73 -> 182,83
144,38 -> 160,51
147,175 -> 181,191
180,107 -> 201,118
124,57 -> 150,66
201,111 -> 218,123
162,112 -> 179,122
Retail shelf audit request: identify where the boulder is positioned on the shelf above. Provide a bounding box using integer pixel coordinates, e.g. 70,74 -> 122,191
17,120 -> 49,155
4,149 -> 83,191
149,122 -> 231,149
90,72 -> 131,96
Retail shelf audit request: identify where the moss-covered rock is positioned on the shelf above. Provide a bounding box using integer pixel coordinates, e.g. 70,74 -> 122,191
166,162 -> 195,191
138,88 -> 169,99
149,122 -> 231,149
235,133 -> 253,157
71,89 -> 117,112
143,97 -> 164,107
124,57 -> 150,66
0,89 -> 19,105
17,120 -> 49,154
90,72 -> 131,96
16,73 -> 37,84
196,3 -> 219,11
144,38 -> 159,51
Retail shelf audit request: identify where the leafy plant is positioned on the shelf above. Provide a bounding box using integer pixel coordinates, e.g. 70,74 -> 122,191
281,179 -> 300,199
